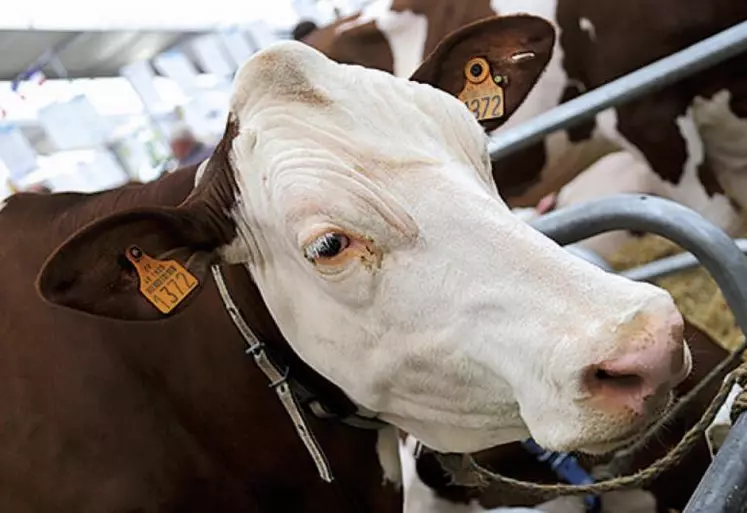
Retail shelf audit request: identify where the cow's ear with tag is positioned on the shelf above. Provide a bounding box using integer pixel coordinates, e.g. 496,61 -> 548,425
409,14 -> 555,131
37,119 -> 242,322
36,206 -> 227,321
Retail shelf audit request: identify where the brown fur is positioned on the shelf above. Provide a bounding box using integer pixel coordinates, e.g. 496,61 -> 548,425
4,18 -> 556,511
0,165 -> 402,512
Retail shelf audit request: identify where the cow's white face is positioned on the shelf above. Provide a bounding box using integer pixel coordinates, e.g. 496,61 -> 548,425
38,18 -> 691,458
217,41 -> 690,454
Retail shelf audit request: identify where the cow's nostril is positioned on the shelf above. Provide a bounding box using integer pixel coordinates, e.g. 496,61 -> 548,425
593,368 -> 644,391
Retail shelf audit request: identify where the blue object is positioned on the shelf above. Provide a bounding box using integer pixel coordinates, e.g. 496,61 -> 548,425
521,438 -> 601,513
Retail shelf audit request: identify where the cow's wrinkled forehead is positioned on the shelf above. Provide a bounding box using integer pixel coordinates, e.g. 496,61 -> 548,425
228,41 -> 490,173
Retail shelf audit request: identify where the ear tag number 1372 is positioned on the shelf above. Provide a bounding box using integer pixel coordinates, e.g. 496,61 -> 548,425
125,245 -> 199,314
457,57 -> 505,122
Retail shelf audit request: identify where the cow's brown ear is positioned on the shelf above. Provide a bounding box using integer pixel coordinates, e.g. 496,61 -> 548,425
37,206 -> 223,321
409,14 -> 555,131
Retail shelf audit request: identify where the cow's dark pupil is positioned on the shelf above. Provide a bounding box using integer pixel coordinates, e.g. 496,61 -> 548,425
319,235 -> 343,257
470,64 -> 483,77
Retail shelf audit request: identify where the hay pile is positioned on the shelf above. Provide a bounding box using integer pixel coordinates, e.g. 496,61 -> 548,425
606,232 -> 745,354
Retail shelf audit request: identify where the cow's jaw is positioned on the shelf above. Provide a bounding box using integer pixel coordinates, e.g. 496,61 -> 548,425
216,41 -> 690,456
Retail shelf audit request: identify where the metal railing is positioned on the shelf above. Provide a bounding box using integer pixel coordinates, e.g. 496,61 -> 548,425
620,239 -> 747,283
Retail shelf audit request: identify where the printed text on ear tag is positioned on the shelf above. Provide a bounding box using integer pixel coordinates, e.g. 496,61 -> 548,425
457,57 -> 505,122
125,245 -> 199,314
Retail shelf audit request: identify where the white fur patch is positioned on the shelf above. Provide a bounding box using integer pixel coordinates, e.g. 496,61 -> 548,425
668,109 -> 742,233
194,158 -> 210,185
376,9 -> 428,78
706,382 -> 744,457
334,0 -> 428,78
400,436 -> 486,513
512,207 -> 540,223
579,17 -> 596,41
675,111 -> 706,182
377,426 -> 403,485
692,89 -> 747,209
334,0 -> 393,34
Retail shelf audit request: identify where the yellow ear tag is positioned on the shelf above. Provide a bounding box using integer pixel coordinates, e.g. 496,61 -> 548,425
125,245 -> 199,314
457,57 -> 505,122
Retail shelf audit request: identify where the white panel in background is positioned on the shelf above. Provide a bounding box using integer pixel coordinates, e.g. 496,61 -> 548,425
0,161 -> 12,201
152,50 -> 200,94
293,0 -> 322,20
43,150 -> 130,193
180,88 -> 230,142
246,20 -> 280,49
37,94 -> 111,151
0,124 -> 38,182
219,29 -> 257,68
120,60 -> 169,112
2,0 -> 301,30
191,34 -> 236,77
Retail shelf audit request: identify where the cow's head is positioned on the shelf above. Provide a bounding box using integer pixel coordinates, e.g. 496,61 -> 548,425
37,16 -> 691,455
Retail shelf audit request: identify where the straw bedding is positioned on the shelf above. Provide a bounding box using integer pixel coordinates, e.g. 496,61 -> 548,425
605,232 -> 745,354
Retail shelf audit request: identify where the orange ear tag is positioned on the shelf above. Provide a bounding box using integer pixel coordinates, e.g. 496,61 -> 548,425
125,245 -> 199,314
457,57 -> 505,122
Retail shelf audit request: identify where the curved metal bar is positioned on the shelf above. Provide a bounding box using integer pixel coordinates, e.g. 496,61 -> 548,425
530,194 -> 747,337
620,239 -> 747,282
685,413 -> 747,513
563,244 -> 613,272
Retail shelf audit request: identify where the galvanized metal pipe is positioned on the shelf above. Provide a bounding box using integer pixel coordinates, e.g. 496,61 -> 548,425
563,244 -> 613,272
621,239 -> 747,282
489,20 -> 747,160
683,413 -> 747,513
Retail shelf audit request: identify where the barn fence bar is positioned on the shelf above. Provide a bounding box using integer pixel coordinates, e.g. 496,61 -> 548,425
620,238 -> 747,282
489,19 -> 747,161
561,244 -> 613,272
685,413 -> 747,513
529,194 -> 747,513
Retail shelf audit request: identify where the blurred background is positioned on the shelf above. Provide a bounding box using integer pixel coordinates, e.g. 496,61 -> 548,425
0,0 -> 367,200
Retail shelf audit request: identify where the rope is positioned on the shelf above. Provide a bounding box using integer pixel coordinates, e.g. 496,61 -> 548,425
436,361 -> 747,500
731,382 -> 747,425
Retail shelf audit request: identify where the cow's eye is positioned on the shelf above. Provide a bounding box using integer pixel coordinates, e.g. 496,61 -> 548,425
304,232 -> 350,262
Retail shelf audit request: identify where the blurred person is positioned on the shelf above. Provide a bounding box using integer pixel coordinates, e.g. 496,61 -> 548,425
169,125 -> 215,169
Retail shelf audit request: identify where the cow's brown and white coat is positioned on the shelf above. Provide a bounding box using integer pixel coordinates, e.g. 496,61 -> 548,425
0,17 -> 694,512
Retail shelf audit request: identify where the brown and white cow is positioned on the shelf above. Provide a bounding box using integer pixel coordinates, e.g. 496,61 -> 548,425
0,16 -> 693,512
295,0 -> 747,258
